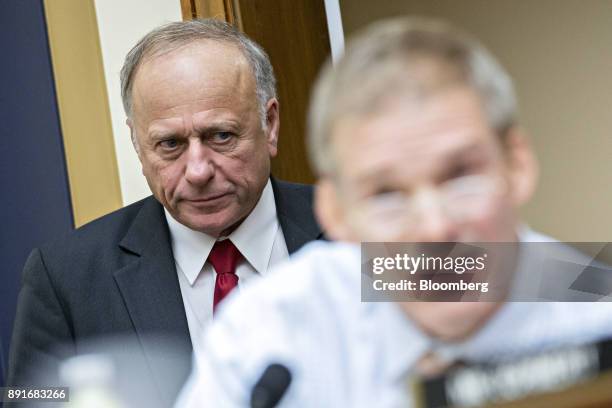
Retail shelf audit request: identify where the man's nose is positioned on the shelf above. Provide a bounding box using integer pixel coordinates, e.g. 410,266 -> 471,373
184,141 -> 215,185
411,191 -> 457,242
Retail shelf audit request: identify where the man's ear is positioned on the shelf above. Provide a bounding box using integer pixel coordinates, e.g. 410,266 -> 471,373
265,98 -> 280,158
315,178 -> 353,241
126,118 -> 142,160
503,126 -> 539,206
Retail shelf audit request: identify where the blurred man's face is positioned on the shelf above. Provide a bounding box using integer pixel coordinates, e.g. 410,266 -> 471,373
316,86 -> 537,342
129,41 -> 279,237
318,86 -> 536,244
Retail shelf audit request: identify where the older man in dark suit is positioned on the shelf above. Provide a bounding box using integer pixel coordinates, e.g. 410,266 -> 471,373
7,19 -> 322,405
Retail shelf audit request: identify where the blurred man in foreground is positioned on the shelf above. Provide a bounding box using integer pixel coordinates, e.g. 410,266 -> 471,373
177,18 -> 612,407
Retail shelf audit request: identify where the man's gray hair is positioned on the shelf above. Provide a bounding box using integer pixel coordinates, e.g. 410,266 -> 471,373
307,17 -> 518,176
120,19 -> 276,128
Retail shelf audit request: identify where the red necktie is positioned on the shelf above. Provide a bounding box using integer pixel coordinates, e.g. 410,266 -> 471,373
208,239 -> 243,314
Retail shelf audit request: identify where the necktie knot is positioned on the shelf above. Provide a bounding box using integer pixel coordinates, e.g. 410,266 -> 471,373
209,239 -> 243,275
208,239 -> 243,313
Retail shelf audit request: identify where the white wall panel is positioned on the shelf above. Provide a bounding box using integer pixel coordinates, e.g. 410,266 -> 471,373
94,0 -> 182,205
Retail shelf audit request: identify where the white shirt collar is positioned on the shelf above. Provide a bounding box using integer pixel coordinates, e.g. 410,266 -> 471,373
165,179 -> 280,286
230,180 -> 279,276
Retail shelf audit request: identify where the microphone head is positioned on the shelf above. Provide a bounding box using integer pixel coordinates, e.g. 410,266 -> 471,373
250,363 -> 292,408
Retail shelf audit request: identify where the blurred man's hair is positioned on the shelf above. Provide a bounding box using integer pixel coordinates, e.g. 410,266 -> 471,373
308,17 -> 517,176
120,18 -> 276,129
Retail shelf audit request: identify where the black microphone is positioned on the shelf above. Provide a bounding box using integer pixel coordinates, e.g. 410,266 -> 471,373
250,364 -> 292,408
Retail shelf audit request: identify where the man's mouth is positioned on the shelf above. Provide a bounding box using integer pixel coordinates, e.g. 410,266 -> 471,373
185,193 -> 229,203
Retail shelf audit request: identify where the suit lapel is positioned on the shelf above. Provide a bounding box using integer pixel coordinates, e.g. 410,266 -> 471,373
113,197 -> 192,403
109,182 -> 320,399
271,178 -> 324,254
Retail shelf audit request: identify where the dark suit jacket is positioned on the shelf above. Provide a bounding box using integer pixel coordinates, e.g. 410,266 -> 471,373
7,179 -> 322,406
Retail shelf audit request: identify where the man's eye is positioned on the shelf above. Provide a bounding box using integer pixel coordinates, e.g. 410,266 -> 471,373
159,139 -> 178,149
213,132 -> 233,142
364,191 -> 409,215
448,164 -> 472,179
445,160 -> 484,182
372,187 -> 401,197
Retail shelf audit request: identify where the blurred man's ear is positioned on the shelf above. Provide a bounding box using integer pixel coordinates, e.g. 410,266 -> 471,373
265,98 -> 280,158
315,178 -> 352,241
503,126 -> 539,206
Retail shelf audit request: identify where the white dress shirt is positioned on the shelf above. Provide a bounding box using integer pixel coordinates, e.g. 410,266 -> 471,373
176,236 -> 612,407
165,180 -> 289,353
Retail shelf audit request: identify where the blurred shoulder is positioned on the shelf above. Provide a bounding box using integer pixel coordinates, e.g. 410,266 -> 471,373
221,241 -> 361,317
256,240 -> 359,299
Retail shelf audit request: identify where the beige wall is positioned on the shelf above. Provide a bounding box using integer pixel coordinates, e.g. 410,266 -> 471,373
340,0 -> 612,241
43,0 -> 123,227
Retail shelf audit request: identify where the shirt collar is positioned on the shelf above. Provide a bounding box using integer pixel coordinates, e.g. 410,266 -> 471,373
229,180 -> 279,276
165,179 -> 279,286
165,209 -> 215,286
382,302 -> 432,377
